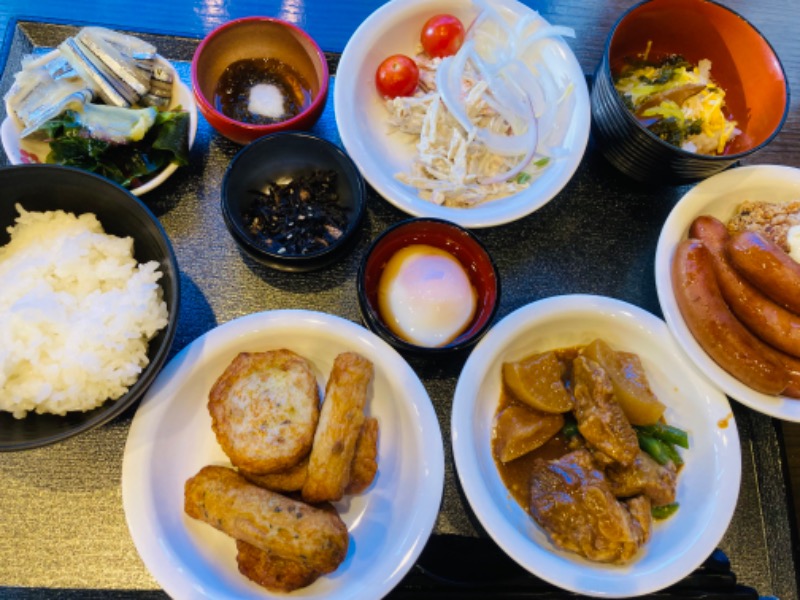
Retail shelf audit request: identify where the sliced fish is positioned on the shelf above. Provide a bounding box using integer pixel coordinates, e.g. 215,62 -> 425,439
4,26 -> 176,139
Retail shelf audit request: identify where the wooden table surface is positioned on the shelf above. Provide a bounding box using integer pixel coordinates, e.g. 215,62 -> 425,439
1,0 -> 800,598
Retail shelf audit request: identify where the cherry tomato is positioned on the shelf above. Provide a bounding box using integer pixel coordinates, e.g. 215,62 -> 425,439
420,14 -> 465,58
375,54 -> 420,98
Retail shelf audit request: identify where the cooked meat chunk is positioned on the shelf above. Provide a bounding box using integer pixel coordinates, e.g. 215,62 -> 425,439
590,449 -> 616,468
571,356 -> 638,466
606,450 -> 678,506
625,495 -> 652,545
529,449 -> 648,563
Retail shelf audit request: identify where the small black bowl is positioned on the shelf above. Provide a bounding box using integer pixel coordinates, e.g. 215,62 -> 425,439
591,0 -> 789,184
357,218 -> 500,356
221,132 -> 366,272
0,165 -> 180,451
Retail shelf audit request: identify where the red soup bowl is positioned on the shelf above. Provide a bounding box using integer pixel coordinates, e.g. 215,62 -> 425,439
357,218 -> 500,355
191,17 -> 329,145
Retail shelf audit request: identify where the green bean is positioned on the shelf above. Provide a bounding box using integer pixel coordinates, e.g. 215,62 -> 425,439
636,431 -> 671,465
660,440 -> 684,467
561,415 -> 579,438
651,502 -> 679,520
637,423 -> 689,449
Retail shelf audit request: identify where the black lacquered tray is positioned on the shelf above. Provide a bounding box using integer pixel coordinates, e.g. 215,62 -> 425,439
0,18 -> 797,599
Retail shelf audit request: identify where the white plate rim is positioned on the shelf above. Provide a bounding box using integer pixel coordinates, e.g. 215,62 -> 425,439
121,309 -> 445,600
654,164 -> 800,422
333,0 -> 591,229
451,294 -> 741,597
1,53 -> 198,196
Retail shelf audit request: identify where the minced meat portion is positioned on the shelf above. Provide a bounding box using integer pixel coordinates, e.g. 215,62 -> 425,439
726,200 -> 800,253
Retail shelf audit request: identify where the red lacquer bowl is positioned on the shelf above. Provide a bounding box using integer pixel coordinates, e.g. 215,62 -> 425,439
191,17 -> 329,145
357,218 -> 500,355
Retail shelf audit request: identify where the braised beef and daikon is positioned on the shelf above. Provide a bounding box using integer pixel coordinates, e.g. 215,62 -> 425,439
492,338 -> 688,564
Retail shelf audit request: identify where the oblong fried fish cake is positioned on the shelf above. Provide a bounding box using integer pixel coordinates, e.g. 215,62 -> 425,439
346,416 -> 379,495
208,350 -> 320,474
240,455 -> 309,493
302,352 -> 373,504
241,416 -> 380,495
184,465 -> 349,573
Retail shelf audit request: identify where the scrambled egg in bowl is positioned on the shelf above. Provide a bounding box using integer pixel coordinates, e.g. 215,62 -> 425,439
614,51 -> 738,155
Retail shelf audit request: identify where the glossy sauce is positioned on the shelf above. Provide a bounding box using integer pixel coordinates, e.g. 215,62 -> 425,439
214,58 -> 313,125
492,386 -> 571,511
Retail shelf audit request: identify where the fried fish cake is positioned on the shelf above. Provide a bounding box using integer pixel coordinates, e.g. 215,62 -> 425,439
346,416 -> 379,495
243,416 -> 380,495
302,352 -> 373,504
184,465 -> 349,573
236,540 -> 322,592
208,350 -> 320,474
240,455 -> 309,493
234,503 -> 341,592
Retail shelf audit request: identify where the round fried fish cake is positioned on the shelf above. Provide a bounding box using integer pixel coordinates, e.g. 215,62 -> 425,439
209,350 -> 320,473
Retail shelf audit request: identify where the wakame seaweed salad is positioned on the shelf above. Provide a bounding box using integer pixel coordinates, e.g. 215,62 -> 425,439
40,108 -> 190,189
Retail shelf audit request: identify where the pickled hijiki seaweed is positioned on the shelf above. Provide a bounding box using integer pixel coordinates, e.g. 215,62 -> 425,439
243,170 -> 348,255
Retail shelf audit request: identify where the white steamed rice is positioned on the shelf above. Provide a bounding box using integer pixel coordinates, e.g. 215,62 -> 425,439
0,204 -> 169,418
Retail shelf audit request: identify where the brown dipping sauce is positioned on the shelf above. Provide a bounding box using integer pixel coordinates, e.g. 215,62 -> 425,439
214,57 -> 313,125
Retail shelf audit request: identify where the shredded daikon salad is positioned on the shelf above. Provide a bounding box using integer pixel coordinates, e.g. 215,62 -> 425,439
383,0 -> 577,208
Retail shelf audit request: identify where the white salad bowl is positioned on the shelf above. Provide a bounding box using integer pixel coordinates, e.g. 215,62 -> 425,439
334,0 -> 590,228
1,51 -> 198,196
452,295 -> 740,597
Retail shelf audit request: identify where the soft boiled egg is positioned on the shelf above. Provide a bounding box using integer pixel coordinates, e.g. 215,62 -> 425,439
377,244 -> 477,347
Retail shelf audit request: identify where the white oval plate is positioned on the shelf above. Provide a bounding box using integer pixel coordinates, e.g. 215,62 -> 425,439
655,164 -> 800,422
122,310 -> 444,600
452,294 -> 740,597
1,52 -> 198,196
334,0 -> 590,229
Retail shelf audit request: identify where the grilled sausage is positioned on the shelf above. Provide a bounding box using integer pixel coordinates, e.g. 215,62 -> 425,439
689,216 -> 800,358
671,238 -> 789,395
728,230 -> 800,315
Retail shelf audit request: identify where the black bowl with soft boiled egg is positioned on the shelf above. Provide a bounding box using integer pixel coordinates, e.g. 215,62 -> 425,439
221,132 -> 366,272
357,218 -> 500,355
0,165 -> 180,451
